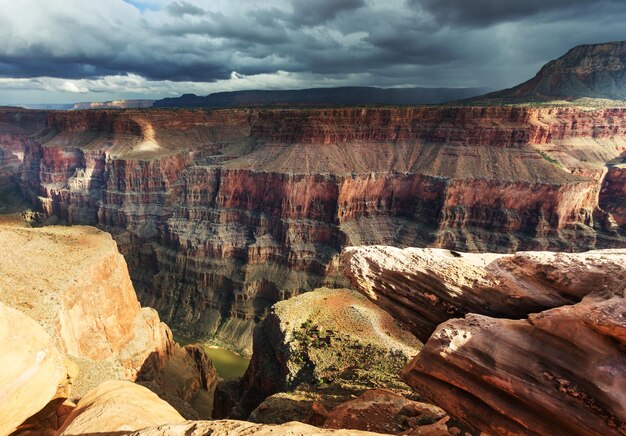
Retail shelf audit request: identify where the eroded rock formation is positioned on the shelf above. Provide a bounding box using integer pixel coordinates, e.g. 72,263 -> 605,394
58,381 -> 185,435
238,288 -> 421,421
479,41 -> 626,101
0,222 -> 216,420
344,245 -> 626,341
345,245 -> 626,435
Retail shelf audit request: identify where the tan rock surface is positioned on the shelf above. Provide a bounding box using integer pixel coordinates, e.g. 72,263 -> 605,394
0,223 -> 217,418
0,303 -> 68,435
58,380 -> 185,435
130,420 -> 384,436
344,245 -> 626,341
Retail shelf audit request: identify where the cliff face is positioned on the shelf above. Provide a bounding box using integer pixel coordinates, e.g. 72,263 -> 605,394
0,223 -> 216,423
2,105 -> 626,350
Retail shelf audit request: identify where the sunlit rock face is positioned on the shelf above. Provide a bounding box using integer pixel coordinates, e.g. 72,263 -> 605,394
2,104 -> 626,350
0,223 -> 217,420
343,246 -> 626,341
0,302 -> 70,436
344,244 -> 626,435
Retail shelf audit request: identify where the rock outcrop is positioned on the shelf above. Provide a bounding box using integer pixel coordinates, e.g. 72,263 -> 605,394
344,245 -> 626,341
0,302 -> 70,435
239,288 -> 421,420
131,420 -> 384,436
57,380 -> 384,436
1,103 -> 626,350
345,245 -> 626,435
0,222 -> 216,420
58,381 -> 185,435
321,389 -> 448,434
478,41 -> 626,101
403,292 -> 626,436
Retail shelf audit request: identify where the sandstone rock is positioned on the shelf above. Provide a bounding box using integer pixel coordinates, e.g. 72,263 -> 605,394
402,291 -> 626,435
344,245 -> 626,341
130,420 -> 384,436
0,223 -> 216,418
57,380 -> 185,435
240,288 -> 422,420
322,388 -> 448,435
0,303 -> 68,435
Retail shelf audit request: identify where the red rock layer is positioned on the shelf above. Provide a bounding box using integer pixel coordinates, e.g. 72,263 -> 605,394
3,106 -> 626,350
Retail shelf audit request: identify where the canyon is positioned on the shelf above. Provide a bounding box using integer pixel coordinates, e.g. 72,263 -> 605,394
1,102 -> 626,352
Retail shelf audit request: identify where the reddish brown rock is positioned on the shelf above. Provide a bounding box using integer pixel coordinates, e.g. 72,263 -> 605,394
344,244 -> 626,435
2,104 -> 626,350
402,292 -> 626,435
322,389 -> 448,435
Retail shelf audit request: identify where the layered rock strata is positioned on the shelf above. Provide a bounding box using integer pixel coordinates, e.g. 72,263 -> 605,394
403,291 -> 626,436
2,105 -> 626,349
345,245 -> 626,435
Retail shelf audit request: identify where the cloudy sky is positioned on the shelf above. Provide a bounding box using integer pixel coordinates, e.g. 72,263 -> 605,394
1,0 -> 625,104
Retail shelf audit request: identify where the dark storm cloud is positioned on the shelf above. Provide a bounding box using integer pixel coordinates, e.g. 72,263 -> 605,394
414,0 -> 626,27
166,1 -> 205,17
1,0 -> 626,98
288,0 -> 366,26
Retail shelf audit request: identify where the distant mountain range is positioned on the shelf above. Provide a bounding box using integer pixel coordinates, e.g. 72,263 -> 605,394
152,86 -> 491,109
476,41 -> 626,102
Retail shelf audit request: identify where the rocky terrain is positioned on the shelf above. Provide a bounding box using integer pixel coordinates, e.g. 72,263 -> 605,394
237,288 -> 421,421
1,99 -> 625,351
478,41 -> 626,102
345,245 -> 626,435
0,221 -> 216,434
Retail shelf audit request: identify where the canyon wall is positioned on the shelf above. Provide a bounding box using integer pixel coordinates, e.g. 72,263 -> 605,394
2,105 -> 626,351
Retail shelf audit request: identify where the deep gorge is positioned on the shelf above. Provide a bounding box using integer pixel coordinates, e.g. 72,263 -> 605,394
2,105 -> 626,353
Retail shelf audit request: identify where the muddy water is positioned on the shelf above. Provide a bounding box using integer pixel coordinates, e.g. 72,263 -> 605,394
203,346 -> 250,379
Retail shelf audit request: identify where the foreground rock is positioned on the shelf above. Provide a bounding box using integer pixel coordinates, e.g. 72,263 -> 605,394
344,246 -> 626,341
321,388 -> 448,434
239,288 -> 422,420
0,223 -> 216,419
132,420 -> 383,435
58,381 -> 185,435
345,245 -> 626,435
403,292 -> 626,435
0,303 -> 69,435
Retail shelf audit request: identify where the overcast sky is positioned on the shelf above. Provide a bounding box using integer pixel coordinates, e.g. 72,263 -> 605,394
1,0 -> 625,104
